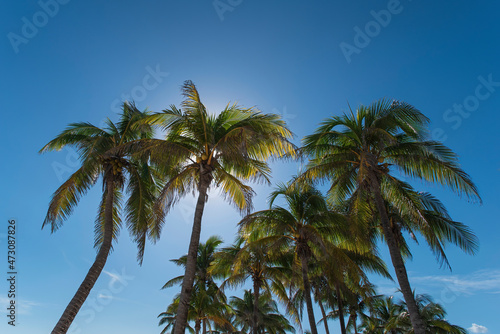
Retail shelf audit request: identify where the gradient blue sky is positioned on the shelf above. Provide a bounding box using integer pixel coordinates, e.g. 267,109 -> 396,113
2,1 -> 500,333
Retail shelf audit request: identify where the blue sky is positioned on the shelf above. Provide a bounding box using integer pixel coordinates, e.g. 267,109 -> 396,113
1,0 -> 500,333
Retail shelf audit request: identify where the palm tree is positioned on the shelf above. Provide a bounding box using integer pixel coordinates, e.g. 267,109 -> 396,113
398,294 -> 467,334
162,236 -> 231,334
40,103 -> 160,333
164,236 -> 224,296
230,290 -> 295,334
137,80 -> 295,334
344,283 -> 379,334
159,288 -> 230,334
211,236 -> 291,334
360,294 -> 467,334
239,183 -> 353,334
359,295 -> 406,334
301,99 -> 481,334
158,310 -> 194,334
312,255 -> 388,334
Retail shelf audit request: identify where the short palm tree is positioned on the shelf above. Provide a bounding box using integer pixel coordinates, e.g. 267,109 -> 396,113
138,80 -> 295,334
40,103 -> 160,333
160,287 -> 230,334
311,251 -> 388,334
239,183 -> 352,334
301,99 -> 481,334
158,310 -> 194,334
360,294 -> 467,334
359,295 -> 406,334
411,294 -> 467,334
211,236 -> 291,334
162,236 -> 231,334
230,290 -> 295,334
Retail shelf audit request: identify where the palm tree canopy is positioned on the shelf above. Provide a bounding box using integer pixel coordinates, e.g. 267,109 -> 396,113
40,102 -> 160,263
230,290 -> 295,334
301,99 -> 480,204
128,80 -> 296,229
360,294 -> 467,334
163,235 -> 224,291
161,236 -> 232,334
300,99 -> 480,266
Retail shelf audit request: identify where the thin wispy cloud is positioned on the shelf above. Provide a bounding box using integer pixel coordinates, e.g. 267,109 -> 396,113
97,293 -> 150,307
411,269 -> 500,295
97,294 -> 127,302
0,297 -> 41,315
103,270 -> 122,284
468,323 -> 488,333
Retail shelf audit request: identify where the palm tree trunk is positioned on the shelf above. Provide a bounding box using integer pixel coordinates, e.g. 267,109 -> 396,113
318,300 -> 330,334
300,254 -> 318,334
369,171 -> 426,334
252,278 -> 261,334
174,169 -> 212,334
51,176 -> 115,334
202,318 -> 207,334
195,319 -> 201,334
335,284 -> 347,334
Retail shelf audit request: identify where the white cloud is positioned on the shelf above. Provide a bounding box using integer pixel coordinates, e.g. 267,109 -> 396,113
468,323 -> 488,333
411,269 -> 500,295
0,297 -> 41,315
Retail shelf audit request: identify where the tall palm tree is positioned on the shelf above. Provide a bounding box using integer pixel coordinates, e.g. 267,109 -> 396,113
40,103 -> 160,334
230,290 -> 295,334
137,80 -> 296,334
301,99 -> 481,334
211,236 -> 291,334
239,183 -> 352,334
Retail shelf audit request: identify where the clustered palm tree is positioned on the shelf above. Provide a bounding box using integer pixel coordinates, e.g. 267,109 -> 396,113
42,82 -> 479,334
359,294 -> 467,334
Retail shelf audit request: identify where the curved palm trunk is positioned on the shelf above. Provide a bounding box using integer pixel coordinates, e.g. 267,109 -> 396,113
318,300 -> 330,334
300,254 -> 318,334
252,278 -> 261,334
174,169 -> 212,334
369,171 -> 426,334
52,176 -> 115,334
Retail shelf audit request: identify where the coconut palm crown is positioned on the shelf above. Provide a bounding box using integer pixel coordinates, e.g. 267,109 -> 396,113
300,99 -> 480,334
